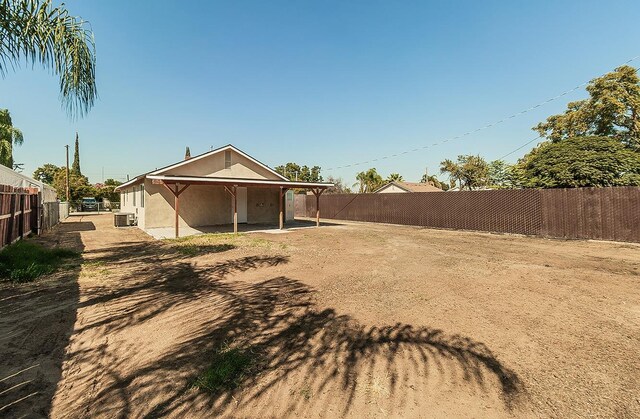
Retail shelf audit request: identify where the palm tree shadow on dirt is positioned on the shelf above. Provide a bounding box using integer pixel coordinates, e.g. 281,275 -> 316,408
0,221 -> 88,418
61,238 -> 527,418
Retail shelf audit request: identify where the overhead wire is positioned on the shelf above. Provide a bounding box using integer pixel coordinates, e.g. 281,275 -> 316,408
496,136 -> 543,161
324,54 -> 640,171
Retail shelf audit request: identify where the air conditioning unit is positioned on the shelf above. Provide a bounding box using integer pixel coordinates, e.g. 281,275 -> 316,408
114,212 -> 136,227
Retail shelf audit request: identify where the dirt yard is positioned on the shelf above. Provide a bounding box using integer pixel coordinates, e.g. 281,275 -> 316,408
1,214 -> 639,418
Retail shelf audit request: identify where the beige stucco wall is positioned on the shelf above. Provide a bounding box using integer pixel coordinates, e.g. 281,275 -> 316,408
247,187 -> 279,224
162,149 -> 281,180
377,184 -> 408,193
120,183 -> 146,229
144,180 -> 232,229
143,181 -> 281,229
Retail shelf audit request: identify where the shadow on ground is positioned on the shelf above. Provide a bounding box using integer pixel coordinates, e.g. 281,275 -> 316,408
0,220 -> 89,417
56,236 -> 526,417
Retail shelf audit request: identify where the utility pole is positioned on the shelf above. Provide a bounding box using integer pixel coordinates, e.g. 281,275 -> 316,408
65,144 -> 70,202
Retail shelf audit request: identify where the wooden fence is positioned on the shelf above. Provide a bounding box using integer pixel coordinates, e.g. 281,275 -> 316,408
295,186 -> 640,243
0,185 -> 39,248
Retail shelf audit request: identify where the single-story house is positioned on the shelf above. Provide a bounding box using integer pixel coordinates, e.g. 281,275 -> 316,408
0,164 -> 60,233
0,164 -> 57,202
374,181 -> 442,193
115,145 -> 333,237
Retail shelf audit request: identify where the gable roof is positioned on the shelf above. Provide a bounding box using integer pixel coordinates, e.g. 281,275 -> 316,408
115,144 -> 328,191
149,144 -> 288,180
374,181 -> 442,193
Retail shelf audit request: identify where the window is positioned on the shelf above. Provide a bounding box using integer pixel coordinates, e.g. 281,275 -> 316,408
225,150 -> 232,169
133,186 -> 137,206
140,185 -> 145,208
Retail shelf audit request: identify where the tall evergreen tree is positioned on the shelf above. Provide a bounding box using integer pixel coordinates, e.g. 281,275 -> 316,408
71,132 -> 81,174
185,146 -> 191,159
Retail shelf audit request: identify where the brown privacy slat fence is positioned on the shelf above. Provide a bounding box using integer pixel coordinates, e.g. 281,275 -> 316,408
0,185 -> 39,249
295,186 -> 640,243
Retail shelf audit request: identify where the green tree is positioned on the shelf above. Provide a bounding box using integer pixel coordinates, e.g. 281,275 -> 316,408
534,65 -> 640,149
185,146 -> 191,159
0,109 -> 23,168
516,136 -> 640,188
275,162 -> 300,180
354,168 -> 383,193
440,155 -> 488,191
309,166 -> 322,182
99,178 -> 122,202
386,173 -> 403,182
71,133 -> 81,175
420,174 -> 448,191
52,168 -> 92,201
275,162 -> 323,182
33,163 -> 61,184
487,159 -> 515,189
0,0 -> 97,117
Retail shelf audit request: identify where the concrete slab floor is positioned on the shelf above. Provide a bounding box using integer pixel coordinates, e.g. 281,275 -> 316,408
143,219 -> 330,240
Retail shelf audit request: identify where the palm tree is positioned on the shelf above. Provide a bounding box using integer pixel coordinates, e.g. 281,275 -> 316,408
354,168 -> 383,193
420,173 -> 448,190
0,0 -> 97,117
386,173 -> 403,182
0,108 -> 23,168
440,155 -> 489,190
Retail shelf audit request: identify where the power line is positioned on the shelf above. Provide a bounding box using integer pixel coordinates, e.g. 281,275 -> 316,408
324,54 -> 640,171
496,136 -> 542,161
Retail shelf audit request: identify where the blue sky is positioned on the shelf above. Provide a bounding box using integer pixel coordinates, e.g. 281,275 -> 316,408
4,0 -> 640,184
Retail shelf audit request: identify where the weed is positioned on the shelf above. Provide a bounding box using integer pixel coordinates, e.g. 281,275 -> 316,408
165,232 -> 280,257
300,386 -> 312,401
0,241 -> 79,283
193,345 -> 256,393
174,243 -> 235,257
80,260 -> 113,278
83,260 -> 106,268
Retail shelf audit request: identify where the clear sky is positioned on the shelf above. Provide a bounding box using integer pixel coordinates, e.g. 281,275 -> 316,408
4,0 -> 640,184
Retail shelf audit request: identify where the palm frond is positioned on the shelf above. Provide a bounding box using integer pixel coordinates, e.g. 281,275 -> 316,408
0,0 -> 97,118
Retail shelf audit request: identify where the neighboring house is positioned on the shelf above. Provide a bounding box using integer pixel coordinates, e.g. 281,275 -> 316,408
0,164 -> 57,202
374,181 -> 442,193
0,164 -> 60,233
115,144 -> 333,237
447,185 -> 493,192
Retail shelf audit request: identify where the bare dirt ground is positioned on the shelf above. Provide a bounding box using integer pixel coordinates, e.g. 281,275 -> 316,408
1,214 -> 639,418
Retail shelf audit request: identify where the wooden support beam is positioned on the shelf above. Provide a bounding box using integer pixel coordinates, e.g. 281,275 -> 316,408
233,185 -> 238,234
162,182 -> 190,238
174,188 -> 179,238
279,187 -> 286,230
224,185 -> 239,235
311,188 -> 324,227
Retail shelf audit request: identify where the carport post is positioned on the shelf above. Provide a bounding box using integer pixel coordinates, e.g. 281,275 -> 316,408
233,185 -> 238,234
175,189 -> 179,238
311,188 -> 323,227
162,182 -> 190,238
279,187 -> 287,230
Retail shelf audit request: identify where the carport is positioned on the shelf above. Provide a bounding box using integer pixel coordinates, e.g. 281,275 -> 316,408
146,175 -> 330,238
